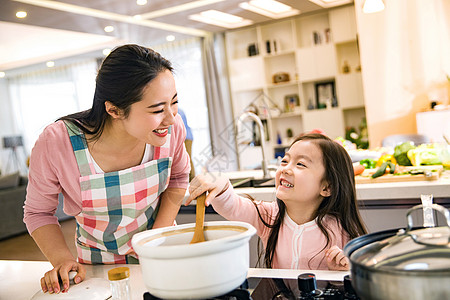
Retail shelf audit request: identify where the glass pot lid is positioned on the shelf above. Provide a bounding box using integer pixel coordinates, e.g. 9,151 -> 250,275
349,204 -> 450,273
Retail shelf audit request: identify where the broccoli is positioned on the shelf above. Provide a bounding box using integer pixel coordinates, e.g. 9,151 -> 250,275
393,142 -> 415,166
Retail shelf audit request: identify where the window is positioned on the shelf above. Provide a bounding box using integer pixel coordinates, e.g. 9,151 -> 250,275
154,38 -> 211,175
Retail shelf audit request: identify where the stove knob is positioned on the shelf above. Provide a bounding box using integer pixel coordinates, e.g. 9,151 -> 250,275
344,275 -> 357,298
298,273 -> 317,293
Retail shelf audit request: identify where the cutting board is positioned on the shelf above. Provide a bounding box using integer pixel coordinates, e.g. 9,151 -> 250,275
355,166 -> 442,184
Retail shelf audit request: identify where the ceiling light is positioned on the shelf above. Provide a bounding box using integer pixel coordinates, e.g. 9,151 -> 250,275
189,10 -> 253,29
307,0 -> 352,8
102,48 -> 111,56
136,0 -> 147,5
16,11 -> 27,18
104,25 -> 114,32
139,0 -> 225,19
166,35 -> 176,42
363,0 -> 385,13
133,14 -> 142,20
46,61 -> 55,68
0,72 -> 5,78
239,0 -> 299,19
13,0 -> 208,37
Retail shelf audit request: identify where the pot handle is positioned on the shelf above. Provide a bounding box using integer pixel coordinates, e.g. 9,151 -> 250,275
406,204 -> 450,230
405,204 -> 450,246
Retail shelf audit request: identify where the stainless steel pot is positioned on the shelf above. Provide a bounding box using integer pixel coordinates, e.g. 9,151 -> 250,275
344,204 -> 450,300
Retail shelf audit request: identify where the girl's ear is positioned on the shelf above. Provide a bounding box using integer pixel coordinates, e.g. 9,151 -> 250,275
320,182 -> 331,197
105,101 -> 123,119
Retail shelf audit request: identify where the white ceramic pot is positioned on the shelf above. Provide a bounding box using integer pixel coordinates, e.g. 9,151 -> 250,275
131,221 -> 256,299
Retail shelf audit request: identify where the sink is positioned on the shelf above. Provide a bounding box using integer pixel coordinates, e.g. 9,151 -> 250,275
230,177 -> 276,188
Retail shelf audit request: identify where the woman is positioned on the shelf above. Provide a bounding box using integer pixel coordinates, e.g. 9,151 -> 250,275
24,44 -> 190,294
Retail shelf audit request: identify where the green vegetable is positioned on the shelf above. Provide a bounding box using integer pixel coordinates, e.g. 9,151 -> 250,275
406,144 -> 441,166
387,161 -> 396,173
393,142 -> 415,166
372,161 -> 395,178
360,159 -> 377,169
372,162 -> 388,178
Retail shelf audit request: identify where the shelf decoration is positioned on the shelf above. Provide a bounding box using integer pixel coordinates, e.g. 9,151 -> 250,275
247,43 -> 259,56
284,94 -> 300,112
315,81 -> 336,109
246,91 -> 282,119
265,39 -> 281,54
272,72 -> 290,84
342,60 -> 350,73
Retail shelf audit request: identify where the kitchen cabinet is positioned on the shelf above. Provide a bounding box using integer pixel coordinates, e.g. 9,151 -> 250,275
225,5 -> 366,163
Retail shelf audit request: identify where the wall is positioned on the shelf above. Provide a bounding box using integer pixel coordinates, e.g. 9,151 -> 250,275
355,0 -> 450,147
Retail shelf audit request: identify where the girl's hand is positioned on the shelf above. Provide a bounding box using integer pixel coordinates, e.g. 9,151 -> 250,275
40,260 -> 86,294
186,173 -> 230,206
325,245 -> 349,271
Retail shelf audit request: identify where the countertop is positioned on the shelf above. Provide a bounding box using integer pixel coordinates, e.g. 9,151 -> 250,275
222,170 -> 450,202
0,260 -> 348,300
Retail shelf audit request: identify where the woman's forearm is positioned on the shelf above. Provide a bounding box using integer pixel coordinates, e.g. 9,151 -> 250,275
31,224 -> 76,266
153,188 -> 186,228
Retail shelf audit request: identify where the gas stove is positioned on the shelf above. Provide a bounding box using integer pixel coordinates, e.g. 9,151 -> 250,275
143,273 -> 359,300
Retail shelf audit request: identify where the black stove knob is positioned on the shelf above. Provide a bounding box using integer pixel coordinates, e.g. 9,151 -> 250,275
344,275 -> 358,299
298,273 -> 317,294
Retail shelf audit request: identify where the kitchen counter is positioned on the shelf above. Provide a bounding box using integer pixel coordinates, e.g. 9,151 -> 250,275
221,170 -> 450,232
0,260 -> 348,300
223,170 -> 450,204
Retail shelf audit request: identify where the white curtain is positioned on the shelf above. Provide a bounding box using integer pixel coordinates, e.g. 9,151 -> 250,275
153,38 -> 212,174
200,33 -> 238,172
8,59 -> 97,154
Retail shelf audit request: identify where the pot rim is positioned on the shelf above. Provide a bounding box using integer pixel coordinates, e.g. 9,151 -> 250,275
132,221 -> 256,259
345,226 -> 450,273
350,260 -> 450,276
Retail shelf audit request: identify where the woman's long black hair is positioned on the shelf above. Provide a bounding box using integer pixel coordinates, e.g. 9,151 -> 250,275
58,44 -> 172,139
254,133 -> 367,268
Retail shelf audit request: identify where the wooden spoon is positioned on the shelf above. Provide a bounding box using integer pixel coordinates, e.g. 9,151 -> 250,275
190,193 -> 206,244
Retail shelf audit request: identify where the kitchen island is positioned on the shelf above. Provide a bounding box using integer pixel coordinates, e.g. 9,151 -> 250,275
0,260 -> 348,300
215,170 -> 450,232
222,170 -> 450,203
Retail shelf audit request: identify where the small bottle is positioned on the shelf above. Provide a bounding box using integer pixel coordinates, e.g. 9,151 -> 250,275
108,267 -> 131,300
277,132 -> 282,145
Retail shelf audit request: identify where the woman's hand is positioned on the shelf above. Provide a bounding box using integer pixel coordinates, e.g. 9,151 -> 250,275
40,260 -> 86,294
186,173 -> 230,206
325,245 -> 349,271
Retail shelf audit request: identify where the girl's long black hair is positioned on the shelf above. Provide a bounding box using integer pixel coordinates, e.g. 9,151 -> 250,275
254,133 -> 367,268
58,44 -> 172,139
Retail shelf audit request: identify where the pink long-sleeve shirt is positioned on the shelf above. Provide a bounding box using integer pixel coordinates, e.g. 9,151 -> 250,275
211,184 -> 350,270
24,114 -> 190,234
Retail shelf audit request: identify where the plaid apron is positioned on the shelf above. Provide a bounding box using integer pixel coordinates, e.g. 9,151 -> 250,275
65,122 -> 172,264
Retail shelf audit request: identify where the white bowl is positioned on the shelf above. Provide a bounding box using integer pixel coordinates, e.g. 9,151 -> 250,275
131,221 -> 256,299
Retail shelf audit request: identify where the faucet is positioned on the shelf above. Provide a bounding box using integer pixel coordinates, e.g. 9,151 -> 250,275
237,112 -> 270,178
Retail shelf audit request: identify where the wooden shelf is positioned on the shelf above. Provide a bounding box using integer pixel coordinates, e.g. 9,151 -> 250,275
225,4 -> 367,166
271,111 -> 302,119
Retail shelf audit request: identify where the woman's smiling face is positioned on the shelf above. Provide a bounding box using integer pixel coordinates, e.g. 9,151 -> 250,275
275,140 -> 329,206
121,69 -> 178,147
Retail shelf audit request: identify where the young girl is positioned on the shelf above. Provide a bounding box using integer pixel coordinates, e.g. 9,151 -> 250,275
187,133 -> 367,270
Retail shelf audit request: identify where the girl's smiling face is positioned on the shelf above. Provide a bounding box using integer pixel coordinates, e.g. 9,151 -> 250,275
121,69 -> 178,147
275,140 -> 330,206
